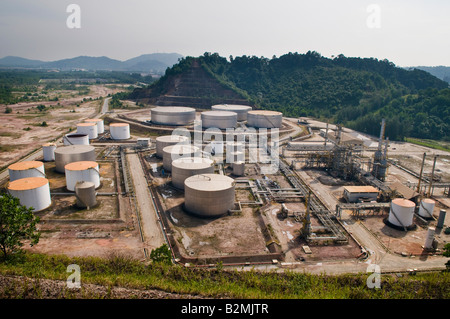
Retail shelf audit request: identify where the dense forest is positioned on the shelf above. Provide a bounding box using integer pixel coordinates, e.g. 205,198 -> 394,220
133,52 -> 450,141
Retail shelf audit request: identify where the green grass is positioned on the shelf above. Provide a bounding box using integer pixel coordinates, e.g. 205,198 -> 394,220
0,252 -> 449,299
405,138 -> 450,152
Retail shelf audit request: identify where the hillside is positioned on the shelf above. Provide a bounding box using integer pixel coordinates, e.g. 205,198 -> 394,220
412,66 -> 450,83
129,52 -> 450,141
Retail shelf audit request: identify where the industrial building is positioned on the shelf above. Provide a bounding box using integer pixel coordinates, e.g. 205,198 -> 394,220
343,186 -> 379,203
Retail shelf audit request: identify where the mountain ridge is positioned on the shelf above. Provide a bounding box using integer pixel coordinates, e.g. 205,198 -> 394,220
0,53 -> 183,74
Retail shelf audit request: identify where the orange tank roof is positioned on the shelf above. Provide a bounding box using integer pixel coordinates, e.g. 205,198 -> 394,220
77,122 -> 96,127
8,161 -> 43,171
64,161 -> 98,171
8,177 -> 48,190
110,123 -> 129,127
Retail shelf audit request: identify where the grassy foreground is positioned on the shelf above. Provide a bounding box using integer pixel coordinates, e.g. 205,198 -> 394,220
0,252 -> 449,299
405,138 -> 450,152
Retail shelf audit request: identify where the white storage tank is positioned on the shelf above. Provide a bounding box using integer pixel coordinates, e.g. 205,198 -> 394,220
155,135 -> 189,158
151,106 -> 196,125
418,198 -> 435,219
247,110 -> 283,128
63,133 -> 90,146
201,111 -> 237,130
162,144 -> 199,172
77,122 -> 98,140
85,118 -> 105,134
211,104 -> 252,121
171,157 -> 215,189
110,123 -> 130,140
54,145 -> 96,173
388,198 -> 415,228
227,151 -> 244,164
424,227 -> 436,249
65,161 -> 100,191
42,143 -> 57,162
8,177 -> 51,212
8,161 -> 45,182
184,174 -> 236,217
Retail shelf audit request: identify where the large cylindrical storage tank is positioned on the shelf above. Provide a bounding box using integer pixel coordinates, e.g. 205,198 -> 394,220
85,118 -> 105,134
75,181 -> 97,209
171,157 -> 215,189
201,111 -> 237,129
54,145 -> 96,173
184,174 -> 235,217
42,143 -> 57,162
8,177 -> 51,212
155,135 -> 189,158
227,151 -> 244,164
110,123 -> 130,140
418,198 -> 435,218
151,107 -> 196,125
77,122 -> 98,140
63,133 -> 90,146
388,198 -> 415,228
8,161 -> 45,182
162,145 -> 199,172
65,161 -> 100,191
211,104 -> 252,121
247,110 -> 283,128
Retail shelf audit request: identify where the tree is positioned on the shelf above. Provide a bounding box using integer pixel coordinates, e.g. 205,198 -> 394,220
0,194 -> 41,260
149,244 -> 172,265
444,243 -> 450,269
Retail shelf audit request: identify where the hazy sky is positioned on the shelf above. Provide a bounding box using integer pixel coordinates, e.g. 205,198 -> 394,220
0,0 -> 449,66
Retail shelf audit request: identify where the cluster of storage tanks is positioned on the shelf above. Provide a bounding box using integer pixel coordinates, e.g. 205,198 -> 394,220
149,104 -> 283,129
73,118 -> 130,141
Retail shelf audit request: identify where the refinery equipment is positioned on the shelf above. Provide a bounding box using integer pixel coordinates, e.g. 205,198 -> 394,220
77,122 -> 98,140
247,110 -> 282,128
85,118 -> 105,134
42,143 -> 57,162
54,145 -> 96,173
211,104 -> 252,121
7,177 -> 51,212
171,157 -> 215,189
151,106 -> 196,125
110,123 -> 130,140
162,144 -> 199,171
65,161 -> 100,191
201,110 -> 238,129
64,133 -> 90,146
184,174 -> 236,217
75,181 -> 97,209
8,161 -> 45,182
155,135 -> 189,158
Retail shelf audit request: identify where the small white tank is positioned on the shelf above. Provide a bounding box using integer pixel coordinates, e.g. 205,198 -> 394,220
110,123 -> 130,140
8,177 -> 51,212
75,181 -> 97,209
42,143 -> 57,162
233,162 -> 245,176
418,198 -> 435,218
171,157 -> 215,189
388,198 -> 415,228
65,161 -> 100,191
8,161 -> 45,182
155,135 -> 189,158
162,144 -> 199,172
64,133 -> 90,146
85,118 -> 105,134
77,122 -> 98,139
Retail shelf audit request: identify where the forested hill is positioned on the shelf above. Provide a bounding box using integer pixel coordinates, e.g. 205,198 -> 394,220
130,52 -> 450,141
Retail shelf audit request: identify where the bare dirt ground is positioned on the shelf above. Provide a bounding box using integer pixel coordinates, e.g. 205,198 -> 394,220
0,85 -> 122,168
